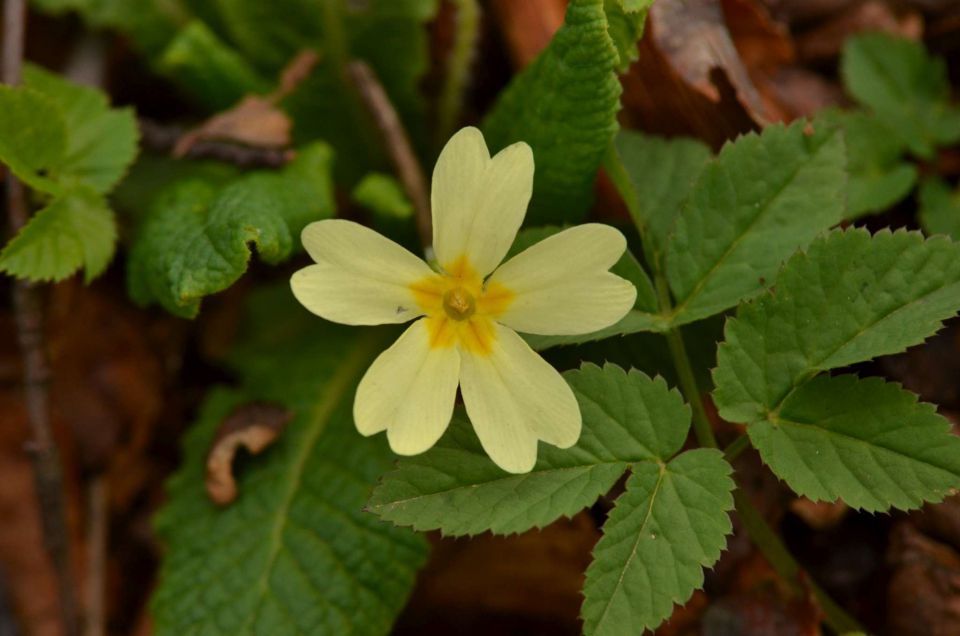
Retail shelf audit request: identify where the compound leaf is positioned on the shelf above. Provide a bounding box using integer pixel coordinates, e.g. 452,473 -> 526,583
919,177 -> 960,240
0,186 -> 115,283
614,129 -> 711,260
581,449 -> 734,636
665,120 -> 846,326
23,64 -> 138,193
368,363 -> 690,536
714,228 -> 960,424
752,374 -> 960,512
842,32 -> 960,158
818,109 -> 916,220
0,84 -> 67,193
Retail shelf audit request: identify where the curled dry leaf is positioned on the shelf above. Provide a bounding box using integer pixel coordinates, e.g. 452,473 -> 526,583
174,51 -> 320,156
173,96 -> 293,156
650,0 -> 771,125
205,402 -> 292,505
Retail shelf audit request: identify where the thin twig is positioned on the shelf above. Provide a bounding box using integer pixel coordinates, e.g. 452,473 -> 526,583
4,1 -> 79,633
83,478 -> 106,636
347,60 -> 433,250
138,118 -> 294,169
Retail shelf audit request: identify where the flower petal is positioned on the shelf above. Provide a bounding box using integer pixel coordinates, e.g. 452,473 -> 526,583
459,323 -> 581,473
489,224 -> 637,335
291,219 -> 434,325
354,319 -> 461,455
431,127 -> 534,276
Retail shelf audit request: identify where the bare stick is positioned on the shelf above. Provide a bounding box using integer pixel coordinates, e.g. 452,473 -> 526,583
347,60 -> 432,250
3,1 -> 79,634
138,117 -> 294,169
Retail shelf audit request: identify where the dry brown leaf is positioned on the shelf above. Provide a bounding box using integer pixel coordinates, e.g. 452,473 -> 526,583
395,513 -> 598,635
724,0 -> 796,74
205,402 -> 292,505
703,551 -> 823,636
173,50 -> 320,157
795,1 -> 923,63
487,0 -> 565,68
887,522 -> 960,635
173,97 -> 292,157
788,498 -> 850,531
651,0 -> 772,124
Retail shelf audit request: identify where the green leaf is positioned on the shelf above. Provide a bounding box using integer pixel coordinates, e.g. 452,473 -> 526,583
919,177 -> 960,240
127,143 -> 335,318
152,288 -> 428,635
0,84 -> 67,193
112,154 -> 240,224
0,186 -> 116,283
352,173 -> 413,219
368,363 -> 690,536
841,32 -> 960,158
31,0 -> 179,55
665,120 -> 846,326
581,449 -> 734,636
604,0 -> 651,72
613,129 -> 712,259
156,20 -> 270,110
23,64 -> 139,193
818,109 -> 916,220
714,228 -> 960,424
752,374 -> 960,512
482,0 -> 625,224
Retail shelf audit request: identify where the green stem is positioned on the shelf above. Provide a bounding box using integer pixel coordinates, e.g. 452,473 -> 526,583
734,491 -> 862,634
436,0 -> 480,148
665,327 -> 718,448
722,433 -> 750,462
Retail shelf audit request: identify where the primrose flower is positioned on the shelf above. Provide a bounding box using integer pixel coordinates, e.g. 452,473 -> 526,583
290,127 -> 636,473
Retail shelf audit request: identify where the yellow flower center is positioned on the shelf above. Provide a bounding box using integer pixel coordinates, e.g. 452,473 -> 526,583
408,255 -> 514,355
442,287 -> 476,320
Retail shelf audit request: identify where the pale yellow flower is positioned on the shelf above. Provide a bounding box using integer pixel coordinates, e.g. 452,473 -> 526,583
290,127 -> 636,473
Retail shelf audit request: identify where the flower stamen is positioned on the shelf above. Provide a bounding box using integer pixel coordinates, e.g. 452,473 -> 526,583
442,287 -> 476,321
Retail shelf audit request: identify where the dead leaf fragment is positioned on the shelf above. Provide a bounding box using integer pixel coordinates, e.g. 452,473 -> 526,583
795,1 -> 922,63
173,96 -> 292,157
488,0 -> 565,68
173,50 -> 320,157
651,0 -> 772,125
395,513 -> 598,635
887,521 -> 960,635
205,402 -> 292,505
788,497 -> 849,530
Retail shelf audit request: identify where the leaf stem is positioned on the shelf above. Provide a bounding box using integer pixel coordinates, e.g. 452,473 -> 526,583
664,327 -> 718,448
722,433 -> 750,462
733,490 -> 862,634
435,0 -> 480,149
